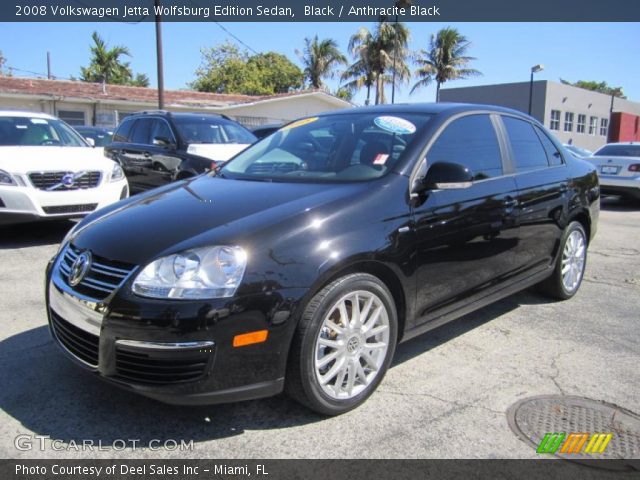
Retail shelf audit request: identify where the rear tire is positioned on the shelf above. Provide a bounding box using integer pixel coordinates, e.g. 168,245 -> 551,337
286,273 -> 398,415
538,221 -> 587,300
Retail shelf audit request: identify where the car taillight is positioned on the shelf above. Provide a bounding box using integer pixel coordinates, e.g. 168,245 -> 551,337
629,164 -> 640,172
210,161 -> 217,170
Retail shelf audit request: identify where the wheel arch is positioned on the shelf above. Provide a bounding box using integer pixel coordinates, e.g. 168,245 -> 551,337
569,209 -> 591,244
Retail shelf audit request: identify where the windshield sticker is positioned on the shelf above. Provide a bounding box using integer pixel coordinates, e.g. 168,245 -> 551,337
281,117 -> 319,130
373,153 -> 389,165
30,118 -> 49,125
374,116 -> 416,135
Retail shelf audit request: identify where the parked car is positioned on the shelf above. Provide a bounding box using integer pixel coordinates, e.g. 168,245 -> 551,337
46,104 -> 599,415
74,126 -> 113,147
563,144 -> 593,158
251,123 -> 283,140
105,111 -> 256,193
0,111 -> 128,225
585,142 -> 640,201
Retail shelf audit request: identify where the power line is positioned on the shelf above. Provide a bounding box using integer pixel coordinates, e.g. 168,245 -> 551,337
4,65 -> 76,82
213,22 -> 259,55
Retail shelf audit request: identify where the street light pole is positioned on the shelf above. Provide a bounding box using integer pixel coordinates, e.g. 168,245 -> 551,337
154,0 -> 165,110
390,0 -> 411,104
528,64 -> 544,116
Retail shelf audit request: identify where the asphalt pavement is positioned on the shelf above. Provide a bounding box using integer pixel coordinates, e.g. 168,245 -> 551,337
0,197 -> 638,459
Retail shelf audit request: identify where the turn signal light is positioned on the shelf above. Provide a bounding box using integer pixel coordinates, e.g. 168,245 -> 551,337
233,330 -> 268,347
629,164 -> 640,172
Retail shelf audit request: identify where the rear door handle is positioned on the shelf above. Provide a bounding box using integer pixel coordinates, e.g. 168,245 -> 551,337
503,197 -> 518,208
560,183 -> 569,193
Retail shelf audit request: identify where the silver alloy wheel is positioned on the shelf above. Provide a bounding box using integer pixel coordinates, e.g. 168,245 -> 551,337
314,290 -> 390,400
561,230 -> 586,292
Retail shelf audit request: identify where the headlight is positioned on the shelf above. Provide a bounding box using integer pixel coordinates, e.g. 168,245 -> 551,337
0,169 -> 17,186
111,163 -> 124,182
132,246 -> 247,299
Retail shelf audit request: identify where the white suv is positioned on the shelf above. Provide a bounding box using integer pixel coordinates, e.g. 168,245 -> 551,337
0,111 -> 128,225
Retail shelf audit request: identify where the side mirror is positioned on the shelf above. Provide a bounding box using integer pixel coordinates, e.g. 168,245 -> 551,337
85,137 -> 95,147
153,136 -> 174,148
419,162 -> 473,191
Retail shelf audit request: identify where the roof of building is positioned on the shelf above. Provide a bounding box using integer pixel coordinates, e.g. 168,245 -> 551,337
0,76 -> 348,108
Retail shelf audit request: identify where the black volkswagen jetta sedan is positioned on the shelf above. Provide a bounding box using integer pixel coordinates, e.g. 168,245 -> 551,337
46,104 -> 599,415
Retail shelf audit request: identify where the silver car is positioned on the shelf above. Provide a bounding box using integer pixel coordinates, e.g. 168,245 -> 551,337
587,142 -> 640,201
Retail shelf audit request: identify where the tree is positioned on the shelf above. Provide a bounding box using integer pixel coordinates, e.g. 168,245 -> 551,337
298,36 -> 347,89
191,41 -> 303,95
560,79 -> 626,99
411,27 -> 481,101
334,87 -> 354,102
80,31 -> 149,87
344,21 -> 409,105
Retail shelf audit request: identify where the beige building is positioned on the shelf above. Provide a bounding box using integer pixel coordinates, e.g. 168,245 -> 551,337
0,77 -> 352,128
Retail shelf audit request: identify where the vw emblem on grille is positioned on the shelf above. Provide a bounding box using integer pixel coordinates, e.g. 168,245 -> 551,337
68,251 -> 92,287
61,173 -> 75,188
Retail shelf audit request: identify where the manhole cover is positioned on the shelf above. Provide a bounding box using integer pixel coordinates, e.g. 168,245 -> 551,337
507,395 -> 640,469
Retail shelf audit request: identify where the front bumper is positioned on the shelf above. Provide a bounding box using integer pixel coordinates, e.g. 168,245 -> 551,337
598,175 -> 640,198
46,253 -> 304,405
0,179 -> 129,225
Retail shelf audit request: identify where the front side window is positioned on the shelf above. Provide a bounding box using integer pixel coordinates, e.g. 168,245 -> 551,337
589,116 -> 598,135
221,113 -> 432,182
149,119 -> 175,144
550,110 -> 561,130
564,112 -> 574,132
502,117 -> 549,171
577,114 -> 586,133
427,114 -> 502,180
174,116 -> 256,145
0,116 -> 87,147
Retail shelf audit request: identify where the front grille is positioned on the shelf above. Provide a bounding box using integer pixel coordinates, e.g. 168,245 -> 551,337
114,346 -> 211,385
50,310 -> 100,367
59,244 -> 136,300
43,204 -> 97,215
29,171 -> 102,190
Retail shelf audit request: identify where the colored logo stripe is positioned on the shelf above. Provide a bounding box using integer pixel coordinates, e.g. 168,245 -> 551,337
584,433 -> 613,454
536,432 -> 612,454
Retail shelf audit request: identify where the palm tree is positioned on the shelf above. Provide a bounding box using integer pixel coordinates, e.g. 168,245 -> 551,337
80,31 -> 149,86
341,27 -> 377,105
411,27 -> 481,101
298,36 -> 347,89
345,21 -> 409,105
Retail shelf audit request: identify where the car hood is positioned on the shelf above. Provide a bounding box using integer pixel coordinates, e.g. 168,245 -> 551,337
0,146 -> 113,174
72,175 -> 367,266
186,143 -> 250,162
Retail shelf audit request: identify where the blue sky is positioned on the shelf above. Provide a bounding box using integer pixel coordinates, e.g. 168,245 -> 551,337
1,22 -> 638,105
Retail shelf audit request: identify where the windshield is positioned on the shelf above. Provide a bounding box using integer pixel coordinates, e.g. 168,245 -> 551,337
173,116 -> 256,145
76,128 -> 113,147
594,144 -> 640,157
0,116 -> 88,147
220,113 -> 432,182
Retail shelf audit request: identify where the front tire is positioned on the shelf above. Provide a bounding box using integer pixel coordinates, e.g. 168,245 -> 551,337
286,273 -> 398,415
538,221 -> 588,300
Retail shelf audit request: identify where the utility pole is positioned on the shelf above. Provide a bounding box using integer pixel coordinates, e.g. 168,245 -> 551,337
154,0 -> 165,109
391,0 -> 411,104
47,52 -> 52,79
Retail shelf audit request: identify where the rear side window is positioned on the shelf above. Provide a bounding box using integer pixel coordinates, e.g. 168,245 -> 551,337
502,117 -> 549,171
428,114 -> 503,180
535,126 -> 563,166
113,118 -> 134,143
129,118 -> 153,145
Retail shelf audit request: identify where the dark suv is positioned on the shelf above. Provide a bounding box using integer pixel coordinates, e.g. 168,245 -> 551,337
47,104 -> 599,415
105,111 -> 256,193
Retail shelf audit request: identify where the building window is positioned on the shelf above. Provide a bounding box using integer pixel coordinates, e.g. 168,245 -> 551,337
600,118 -> 609,137
564,112 -> 574,132
550,110 -> 561,131
589,116 -> 598,135
577,114 -> 586,134
58,110 -> 85,126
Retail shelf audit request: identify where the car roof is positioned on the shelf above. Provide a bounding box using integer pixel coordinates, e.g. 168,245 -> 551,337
317,102 -> 533,119
0,110 -> 57,119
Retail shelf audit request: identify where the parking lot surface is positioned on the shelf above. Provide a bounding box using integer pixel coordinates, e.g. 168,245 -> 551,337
0,197 -> 638,459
